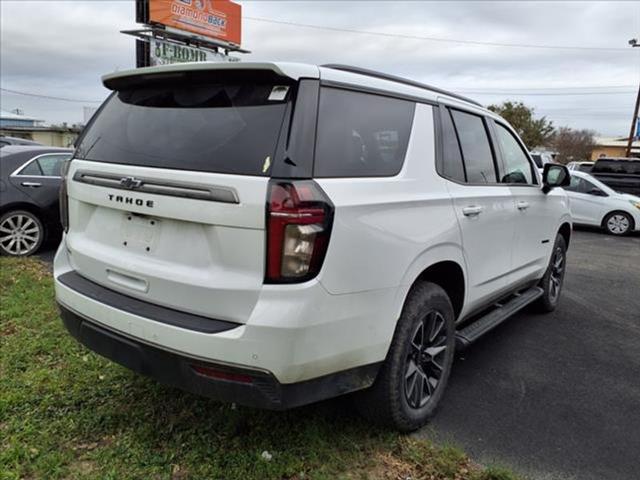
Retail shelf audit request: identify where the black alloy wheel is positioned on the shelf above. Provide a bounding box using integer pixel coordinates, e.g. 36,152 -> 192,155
404,311 -> 448,409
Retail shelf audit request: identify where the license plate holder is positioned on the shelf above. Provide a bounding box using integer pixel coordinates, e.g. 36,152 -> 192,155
122,214 -> 159,252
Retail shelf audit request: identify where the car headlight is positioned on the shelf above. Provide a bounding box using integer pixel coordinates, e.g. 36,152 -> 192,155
629,200 -> 640,210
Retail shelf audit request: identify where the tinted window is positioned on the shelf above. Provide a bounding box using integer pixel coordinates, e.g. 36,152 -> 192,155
450,110 -> 496,184
565,176 -> 586,193
582,178 -> 606,195
76,74 -> 292,175
19,160 -> 43,176
578,164 -> 593,173
495,123 -> 534,184
37,154 -> 71,176
314,88 -> 415,177
566,176 -> 606,195
531,154 -> 542,168
441,108 -> 465,182
593,159 -> 640,175
593,160 -> 614,173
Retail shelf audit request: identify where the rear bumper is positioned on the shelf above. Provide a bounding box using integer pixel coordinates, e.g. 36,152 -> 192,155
59,304 -> 381,410
54,240 -> 398,384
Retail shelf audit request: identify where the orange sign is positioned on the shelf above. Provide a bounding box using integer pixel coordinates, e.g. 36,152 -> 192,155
149,0 -> 241,46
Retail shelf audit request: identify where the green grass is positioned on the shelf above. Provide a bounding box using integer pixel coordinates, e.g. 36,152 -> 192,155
0,257 -> 520,480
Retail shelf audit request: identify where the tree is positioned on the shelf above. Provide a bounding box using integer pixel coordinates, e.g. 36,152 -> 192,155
488,101 -> 554,149
550,127 -> 596,164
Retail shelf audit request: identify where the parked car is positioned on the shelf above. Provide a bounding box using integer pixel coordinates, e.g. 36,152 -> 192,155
0,145 -> 73,255
567,161 -> 594,173
54,62 -> 572,431
0,136 -> 42,148
530,151 -> 554,169
590,157 -> 640,195
564,170 -> 640,235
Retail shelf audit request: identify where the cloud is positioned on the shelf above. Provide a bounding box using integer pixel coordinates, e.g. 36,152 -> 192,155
1,0 -> 638,135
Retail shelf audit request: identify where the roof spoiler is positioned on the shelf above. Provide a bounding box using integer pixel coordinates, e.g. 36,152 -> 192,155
102,62 -> 319,91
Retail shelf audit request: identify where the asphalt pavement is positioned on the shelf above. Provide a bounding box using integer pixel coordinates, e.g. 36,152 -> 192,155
419,228 -> 640,480
36,228 -> 640,479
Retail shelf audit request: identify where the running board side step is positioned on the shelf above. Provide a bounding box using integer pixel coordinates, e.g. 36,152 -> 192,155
455,287 -> 543,349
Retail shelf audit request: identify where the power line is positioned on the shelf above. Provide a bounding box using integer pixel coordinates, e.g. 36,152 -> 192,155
245,16 -> 632,52
451,85 -> 635,91
0,88 -> 103,103
454,90 -> 635,96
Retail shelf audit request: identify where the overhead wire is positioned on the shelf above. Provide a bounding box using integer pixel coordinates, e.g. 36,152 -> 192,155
0,88 -> 103,104
244,15 -> 633,52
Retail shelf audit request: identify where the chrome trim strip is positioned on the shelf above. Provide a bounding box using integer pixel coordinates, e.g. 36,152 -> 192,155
72,170 -> 240,204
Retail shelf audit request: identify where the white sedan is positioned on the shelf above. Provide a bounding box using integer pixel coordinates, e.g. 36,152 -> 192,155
564,171 -> 640,235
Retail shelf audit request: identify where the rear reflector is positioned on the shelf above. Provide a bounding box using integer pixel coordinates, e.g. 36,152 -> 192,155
191,365 -> 253,384
265,180 -> 334,283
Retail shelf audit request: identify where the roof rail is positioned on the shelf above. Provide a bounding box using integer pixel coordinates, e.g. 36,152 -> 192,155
321,64 -> 483,107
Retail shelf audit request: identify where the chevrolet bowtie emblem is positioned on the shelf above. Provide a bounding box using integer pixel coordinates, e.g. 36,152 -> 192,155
119,176 -> 143,189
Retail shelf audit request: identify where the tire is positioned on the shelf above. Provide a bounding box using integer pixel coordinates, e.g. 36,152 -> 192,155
533,234 -> 567,313
0,210 -> 44,256
603,211 -> 633,236
355,282 -> 456,432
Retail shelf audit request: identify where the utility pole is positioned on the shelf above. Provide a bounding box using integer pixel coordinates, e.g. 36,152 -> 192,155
626,38 -> 640,158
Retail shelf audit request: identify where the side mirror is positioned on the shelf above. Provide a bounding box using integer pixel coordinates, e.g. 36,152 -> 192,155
542,164 -> 570,193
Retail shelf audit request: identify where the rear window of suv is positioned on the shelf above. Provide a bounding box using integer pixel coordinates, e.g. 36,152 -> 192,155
75,72 -> 293,176
592,159 -> 640,175
313,88 -> 415,177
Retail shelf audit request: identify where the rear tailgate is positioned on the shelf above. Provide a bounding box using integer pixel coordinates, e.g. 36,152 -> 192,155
65,161 -> 267,323
64,65 -> 316,323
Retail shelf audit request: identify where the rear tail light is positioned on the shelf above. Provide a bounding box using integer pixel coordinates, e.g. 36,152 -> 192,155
59,159 -> 72,232
266,180 -> 334,283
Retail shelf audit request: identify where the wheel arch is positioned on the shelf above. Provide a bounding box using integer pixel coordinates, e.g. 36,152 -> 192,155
413,261 -> 465,321
0,202 -> 45,220
558,222 -> 571,247
395,244 -> 467,323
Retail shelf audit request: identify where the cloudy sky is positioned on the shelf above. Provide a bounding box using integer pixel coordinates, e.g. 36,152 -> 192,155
1,0 -> 639,136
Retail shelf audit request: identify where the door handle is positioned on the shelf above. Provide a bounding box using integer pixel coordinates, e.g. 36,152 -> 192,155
462,205 -> 484,217
516,201 -> 530,210
21,182 -> 42,188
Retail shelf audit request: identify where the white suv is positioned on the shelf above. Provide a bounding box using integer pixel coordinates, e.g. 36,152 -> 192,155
54,62 -> 572,431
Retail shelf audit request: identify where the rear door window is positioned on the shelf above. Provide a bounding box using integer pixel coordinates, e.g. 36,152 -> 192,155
37,154 -> 72,176
18,160 -> 43,176
450,110 -> 497,184
314,88 -> 415,177
75,73 -> 293,176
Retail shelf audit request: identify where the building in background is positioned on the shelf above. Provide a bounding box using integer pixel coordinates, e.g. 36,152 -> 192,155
0,109 -> 43,128
0,110 -> 82,147
591,137 -> 640,159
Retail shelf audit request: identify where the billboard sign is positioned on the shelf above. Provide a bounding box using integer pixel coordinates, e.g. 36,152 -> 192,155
148,37 -> 238,65
148,0 -> 241,46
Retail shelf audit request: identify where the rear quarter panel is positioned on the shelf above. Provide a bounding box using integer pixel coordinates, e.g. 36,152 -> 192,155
316,103 -> 464,315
